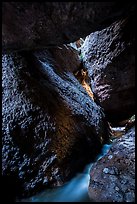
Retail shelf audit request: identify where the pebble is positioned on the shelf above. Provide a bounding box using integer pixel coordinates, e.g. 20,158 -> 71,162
108,155 -> 113,159
115,186 -> 119,191
103,167 -> 109,174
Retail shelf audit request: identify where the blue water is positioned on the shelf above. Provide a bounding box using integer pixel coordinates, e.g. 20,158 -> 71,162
20,144 -> 111,202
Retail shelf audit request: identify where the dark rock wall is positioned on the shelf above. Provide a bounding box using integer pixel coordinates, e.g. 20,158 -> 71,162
2,46 -> 109,198
2,2 -> 135,201
81,13 -> 135,123
88,126 -> 135,202
2,2 -> 134,52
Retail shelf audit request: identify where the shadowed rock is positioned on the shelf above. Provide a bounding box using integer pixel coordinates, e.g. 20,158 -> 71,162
88,126 -> 135,202
2,46 -> 109,199
81,13 -> 135,124
2,2 -> 135,52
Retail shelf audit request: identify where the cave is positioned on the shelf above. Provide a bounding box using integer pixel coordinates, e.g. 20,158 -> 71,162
2,2 -> 135,203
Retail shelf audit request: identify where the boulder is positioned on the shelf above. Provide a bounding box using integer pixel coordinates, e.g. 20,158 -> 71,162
2,2 -> 135,52
81,13 -> 135,124
2,45 -> 109,199
88,126 -> 135,202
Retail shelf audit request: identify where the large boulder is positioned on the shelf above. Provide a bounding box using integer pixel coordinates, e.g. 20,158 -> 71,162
88,126 -> 135,202
81,13 -> 135,124
2,2 -> 135,52
2,46 -> 109,200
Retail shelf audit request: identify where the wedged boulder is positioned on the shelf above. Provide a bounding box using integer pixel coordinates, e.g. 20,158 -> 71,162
88,126 -> 135,202
81,14 -> 135,124
2,45 -> 109,199
2,2 -> 135,52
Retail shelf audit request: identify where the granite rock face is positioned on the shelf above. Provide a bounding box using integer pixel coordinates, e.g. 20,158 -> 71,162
2,2 -> 134,52
2,46 -> 109,199
88,126 -> 135,202
81,13 -> 135,124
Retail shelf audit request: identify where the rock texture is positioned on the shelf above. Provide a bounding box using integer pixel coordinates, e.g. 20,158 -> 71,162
81,13 -> 135,124
88,126 -> 135,202
2,2 -> 135,52
2,46 -> 109,199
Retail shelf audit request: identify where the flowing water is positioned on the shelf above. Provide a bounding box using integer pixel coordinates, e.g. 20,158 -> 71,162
19,144 -> 111,202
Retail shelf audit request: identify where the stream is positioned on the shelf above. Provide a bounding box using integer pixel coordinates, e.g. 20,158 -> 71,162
19,143 -> 111,202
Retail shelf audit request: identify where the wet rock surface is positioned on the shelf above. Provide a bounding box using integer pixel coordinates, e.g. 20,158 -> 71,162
2,46 -> 109,199
88,126 -> 135,202
2,2 -> 134,52
81,13 -> 135,123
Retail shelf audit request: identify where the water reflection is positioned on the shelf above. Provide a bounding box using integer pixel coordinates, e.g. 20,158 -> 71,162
20,144 -> 111,202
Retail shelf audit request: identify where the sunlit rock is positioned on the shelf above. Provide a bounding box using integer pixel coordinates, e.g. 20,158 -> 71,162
81,13 -> 135,124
